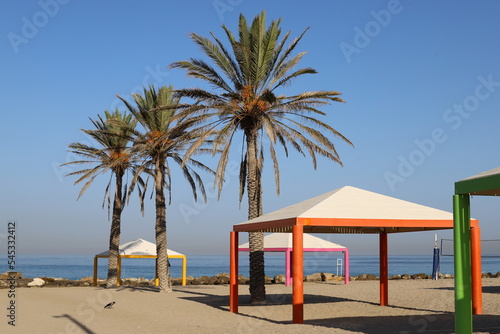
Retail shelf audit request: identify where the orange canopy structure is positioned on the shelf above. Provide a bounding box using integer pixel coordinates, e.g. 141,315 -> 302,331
229,186 -> 481,324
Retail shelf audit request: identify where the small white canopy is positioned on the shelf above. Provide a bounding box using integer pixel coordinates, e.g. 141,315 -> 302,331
97,238 -> 184,256
239,233 -> 349,286
93,238 -> 187,287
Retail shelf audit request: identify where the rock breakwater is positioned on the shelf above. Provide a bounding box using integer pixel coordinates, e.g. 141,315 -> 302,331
1,271 -> 498,288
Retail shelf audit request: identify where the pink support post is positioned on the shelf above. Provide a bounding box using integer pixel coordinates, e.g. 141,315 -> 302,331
285,250 -> 292,287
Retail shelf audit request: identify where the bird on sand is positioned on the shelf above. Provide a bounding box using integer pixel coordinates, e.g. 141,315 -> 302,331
104,301 -> 115,309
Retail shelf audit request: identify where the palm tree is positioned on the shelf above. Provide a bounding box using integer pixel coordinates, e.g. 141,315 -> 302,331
64,109 -> 138,288
170,11 -> 353,303
118,85 -> 211,292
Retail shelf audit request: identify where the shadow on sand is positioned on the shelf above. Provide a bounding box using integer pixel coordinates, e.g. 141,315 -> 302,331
53,314 -> 97,334
176,287 -> 500,334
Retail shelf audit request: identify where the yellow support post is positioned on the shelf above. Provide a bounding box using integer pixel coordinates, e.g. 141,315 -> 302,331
182,256 -> 187,286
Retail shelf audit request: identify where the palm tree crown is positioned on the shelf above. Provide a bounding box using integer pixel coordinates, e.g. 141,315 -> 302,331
171,11 -> 353,303
64,109 -> 138,287
118,85 -> 212,292
65,109 -> 138,211
171,11 -> 352,204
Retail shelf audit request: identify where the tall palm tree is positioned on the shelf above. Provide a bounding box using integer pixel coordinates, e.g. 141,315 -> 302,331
64,109 -> 139,288
171,11 -> 353,303
118,85 -> 211,292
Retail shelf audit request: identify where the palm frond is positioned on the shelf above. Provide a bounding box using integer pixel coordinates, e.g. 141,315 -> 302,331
170,10 -> 352,206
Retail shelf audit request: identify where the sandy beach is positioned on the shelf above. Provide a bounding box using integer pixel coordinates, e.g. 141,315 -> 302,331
2,278 -> 499,334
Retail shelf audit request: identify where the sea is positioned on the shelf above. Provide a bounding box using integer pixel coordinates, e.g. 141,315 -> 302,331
1,254 -> 499,281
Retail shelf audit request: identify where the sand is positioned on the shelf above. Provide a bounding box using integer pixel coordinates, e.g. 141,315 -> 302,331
1,278 -> 499,334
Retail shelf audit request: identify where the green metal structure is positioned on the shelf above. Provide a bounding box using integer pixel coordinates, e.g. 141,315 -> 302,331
454,166 -> 500,334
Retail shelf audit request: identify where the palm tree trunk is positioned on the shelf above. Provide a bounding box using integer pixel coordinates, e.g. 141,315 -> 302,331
246,129 -> 266,304
106,170 -> 123,288
155,156 -> 172,292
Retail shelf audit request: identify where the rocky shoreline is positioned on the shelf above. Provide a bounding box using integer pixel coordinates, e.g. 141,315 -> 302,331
1,271 -> 499,288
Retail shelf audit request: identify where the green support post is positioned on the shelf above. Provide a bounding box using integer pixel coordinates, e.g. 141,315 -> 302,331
454,194 -> 472,334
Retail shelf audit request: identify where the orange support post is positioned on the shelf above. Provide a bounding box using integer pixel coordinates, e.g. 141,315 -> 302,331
229,231 -> 239,313
380,232 -> 389,306
292,225 -> 304,324
471,226 -> 482,314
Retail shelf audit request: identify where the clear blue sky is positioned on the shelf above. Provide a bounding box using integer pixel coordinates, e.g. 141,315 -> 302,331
1,0 -> 500,256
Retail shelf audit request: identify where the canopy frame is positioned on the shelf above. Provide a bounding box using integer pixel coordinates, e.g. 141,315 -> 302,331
453,167 -> 500,334
93,254 -> 187,287
229,186 -> 481,324
93,239 -> 187,287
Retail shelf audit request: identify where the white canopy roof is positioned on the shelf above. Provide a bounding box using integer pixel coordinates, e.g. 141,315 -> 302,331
234,186 -> 463,234
239,186 -> 453,223
97,238 -> 184,256
239,233 -> 347,250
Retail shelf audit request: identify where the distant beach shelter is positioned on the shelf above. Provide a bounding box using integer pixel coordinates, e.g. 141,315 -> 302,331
93,238 -> 187,287
238,233 -> 349,286
453,167 -> 500,334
